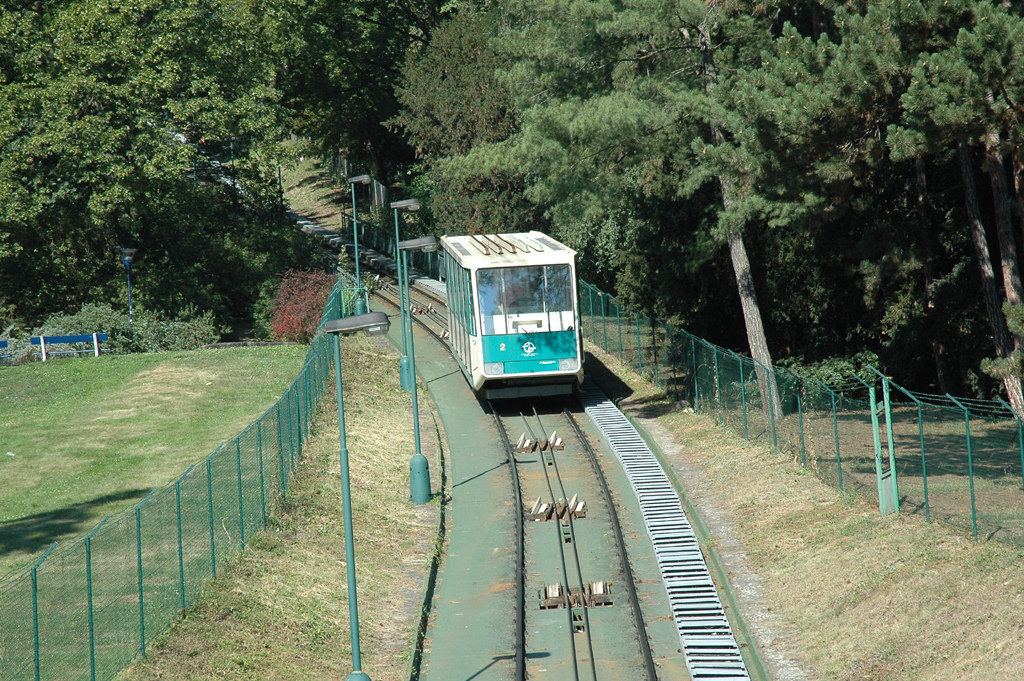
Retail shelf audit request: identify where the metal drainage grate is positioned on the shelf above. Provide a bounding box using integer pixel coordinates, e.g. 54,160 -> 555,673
579,380 -> 751,680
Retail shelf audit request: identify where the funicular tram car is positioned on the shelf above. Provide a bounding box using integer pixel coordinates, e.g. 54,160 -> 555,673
440,232 -> 585,399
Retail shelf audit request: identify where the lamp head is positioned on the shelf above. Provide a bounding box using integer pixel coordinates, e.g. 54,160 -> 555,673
390,199 -> 420,212
398,236 -> 438,253
119,247 -> 137,264
347,174 -> 372,185
325,311 -> 390,337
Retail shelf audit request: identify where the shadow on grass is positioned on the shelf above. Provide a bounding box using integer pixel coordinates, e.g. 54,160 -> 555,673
0,488 -> 152,559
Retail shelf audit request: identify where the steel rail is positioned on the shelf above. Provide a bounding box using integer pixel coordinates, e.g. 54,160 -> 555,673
489,403 -> 528,681
563,408 -> 660,681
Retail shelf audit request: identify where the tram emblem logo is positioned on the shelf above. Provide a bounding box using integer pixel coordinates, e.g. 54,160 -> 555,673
522,341 -> 538,356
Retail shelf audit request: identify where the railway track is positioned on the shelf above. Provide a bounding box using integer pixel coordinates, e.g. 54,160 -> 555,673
490,401 -> 658,681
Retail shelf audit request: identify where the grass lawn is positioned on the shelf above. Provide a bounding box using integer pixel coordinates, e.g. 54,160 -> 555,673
0,346 -> 307,575
117,335 -> 439,681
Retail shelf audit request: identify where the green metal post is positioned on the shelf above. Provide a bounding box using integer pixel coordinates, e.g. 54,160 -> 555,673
32,542 -> 57,681
236,437 -> 246,549
831,389 -> 844,491
602,294 -> 608,351
713,346 -> 723,424
897,386 -> 930,522
616,304 -> 623,361
729,350 -> 748,440
331,334 -> 373,681
351,183 -> 367,316
136,488 -> 158,656
669,324 -> 678,399
207,457 -> 217,578
589,286 -> 596,343
652,320 -> 659,387
258,421 -> 267,527
947,394 -> 978,541
635,316 -> 642,375
86,516 -> 109,681
406,251 -> 431,504
797,381 -> 806,467
276,402 -> 284,497
755,358 -> 779,451
691,336 -> 699,414
998,397 -> 1024,509
175,478 -> 186,614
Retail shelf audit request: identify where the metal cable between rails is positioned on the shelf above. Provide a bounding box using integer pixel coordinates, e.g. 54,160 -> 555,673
562,408 -> 659,681
520,411 -> 586,681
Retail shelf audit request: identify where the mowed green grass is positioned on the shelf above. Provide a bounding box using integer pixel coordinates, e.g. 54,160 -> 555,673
0,346 -> 307,575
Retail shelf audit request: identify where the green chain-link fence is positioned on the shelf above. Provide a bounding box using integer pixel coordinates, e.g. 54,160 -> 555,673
577,279 -> 1024,548
0,272 -> 362,681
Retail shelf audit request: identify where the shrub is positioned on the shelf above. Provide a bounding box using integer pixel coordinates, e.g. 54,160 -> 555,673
30,303 -> 220,356
270,270 -> 335,344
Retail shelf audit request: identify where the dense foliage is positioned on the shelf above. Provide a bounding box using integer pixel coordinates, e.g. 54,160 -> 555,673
390,0 -> 1024,399
4,0 -> 1024,398
0,0 -> 318,336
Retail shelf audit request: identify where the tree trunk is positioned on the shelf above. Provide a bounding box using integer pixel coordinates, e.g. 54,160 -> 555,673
1014,145 -> 1024,225
959,137 -> 1024,409
916,158 -> 949,393
698,7 -> 782,419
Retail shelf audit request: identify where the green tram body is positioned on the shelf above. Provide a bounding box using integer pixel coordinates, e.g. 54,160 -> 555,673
440,232 -> 585,399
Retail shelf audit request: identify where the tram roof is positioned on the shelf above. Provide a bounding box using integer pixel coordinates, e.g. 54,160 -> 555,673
441,231 -> 576,269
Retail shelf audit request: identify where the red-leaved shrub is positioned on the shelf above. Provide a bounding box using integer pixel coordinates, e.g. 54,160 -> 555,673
270,269 -> 335,343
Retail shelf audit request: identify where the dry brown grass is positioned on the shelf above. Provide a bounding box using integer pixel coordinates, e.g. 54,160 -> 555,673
585,342 -> 1024,681
117,336 -> 439,681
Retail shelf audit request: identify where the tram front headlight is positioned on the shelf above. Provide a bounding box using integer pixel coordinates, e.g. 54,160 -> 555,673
484,362 -> 505,376
559,358 -> 578,371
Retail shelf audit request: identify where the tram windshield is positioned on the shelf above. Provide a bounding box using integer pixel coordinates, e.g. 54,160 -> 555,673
477,265 -> 574,335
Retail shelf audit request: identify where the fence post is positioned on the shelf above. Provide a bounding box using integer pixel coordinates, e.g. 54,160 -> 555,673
690,335 -> 699,414
258,420 -> 267,527
669,324 -> 678,399
588,285 -> 595,343
651,320 -> 659,387
601,293 -> 608,352
830,389 -> 844,491
751,357 -> 779,451
31,542 -> 57,681
893,386 -> 930,523
236,437 -> 246,549
277,401 -> 285,497
206,457 -> 217,578
796,379 -> 806,467
713,345 -> 723,424
946,394 -> 979,541
86,516 -> 110,681
616,304 -> 623,361
999,398 -> 1024,510
635,316 -> 642,376
135,488 -> 158,657
726,350 -> 749,440
175,473 -> 189,615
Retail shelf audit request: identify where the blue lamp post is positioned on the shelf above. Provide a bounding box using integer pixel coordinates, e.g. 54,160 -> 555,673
397,235 -> 437,504
118,247 -> 137,332
390,199 -> 420,391
325,311 -> 391,681
347,174 -> 373,315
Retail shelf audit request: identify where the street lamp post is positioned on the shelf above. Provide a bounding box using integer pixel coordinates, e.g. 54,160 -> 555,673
390,199 -> 420,391
347,175 -> 373,316
325,311 -> 391,681
118,247 -> 137,333
397,235 -> 437,504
